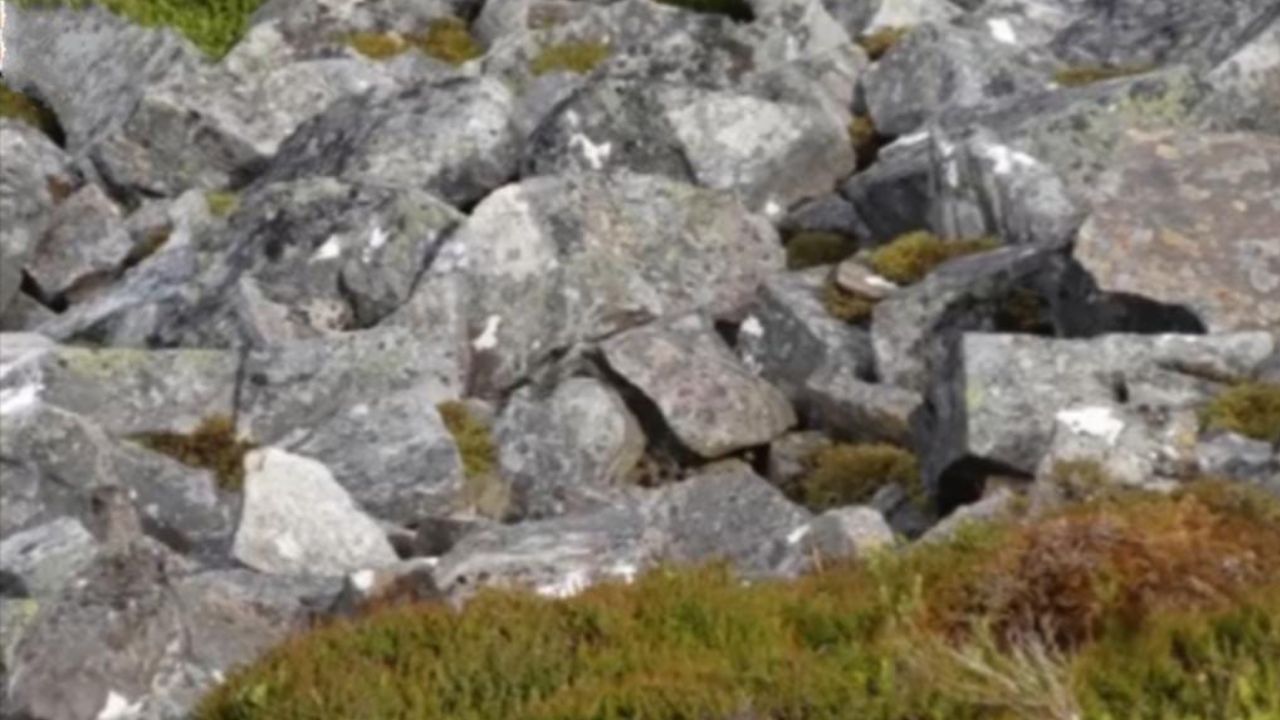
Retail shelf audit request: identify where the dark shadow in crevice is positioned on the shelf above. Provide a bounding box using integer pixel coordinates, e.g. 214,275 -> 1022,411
935,455 -> 1031,518
585,348 -> 704,471
1098,292 -> 1207,335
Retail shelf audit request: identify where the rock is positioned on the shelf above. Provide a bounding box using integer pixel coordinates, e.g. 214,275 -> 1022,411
1196,17 -> 1280,134
329,559 -> 442,615
766,431 -> 831,495
232,448 -> 399,576
1197,433 -> 1279,484
236,328 -> 467,523
0,293 -> 56,332
785,505 -> 895,568
871,244 -> 1067,392
495,377 -> 646,520
602,316 -> 796,458
645,463 -> 813,577
834,259 -> 899,299
930,331 -> 1276,492
821,0 -> 882,37
426,172 -> 783,392
0,517 -> 98,598
1074,130 -> 1280,334
778,194 -> 872,241
921,485 -> 1020,544
864,0 -> 961,32
801,363 -> 923,446
863,23 -> 1044,137
737,267 -> 876,400
840,133 -> 934,244
262,77 -> 520,207
0,120 -> 79,315
23,184 -> 146,302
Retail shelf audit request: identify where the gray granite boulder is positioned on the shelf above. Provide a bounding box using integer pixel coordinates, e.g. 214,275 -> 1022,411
22,184 -> 135,303
782,505 -> 895,570
602,316 -> 796,458
801,363 -> 923,446
1196,17 -> 1280,134
0,517 -> 98,598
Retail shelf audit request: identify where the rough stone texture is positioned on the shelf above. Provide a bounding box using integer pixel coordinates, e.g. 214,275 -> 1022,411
921,486 -> 1019,545
426,172 -> 784,392
233,448 -> 399,576
495,377 -> 646,520
22,184 -> 134,302
801,364 -> 923,446
737,268 -> 876,400
778,194 -> 871,241
645,463 -> 813,577
785,505 -> 895,568
840,133 -> 934,244
1197,433 -> 1279,484
0,517 -> 98,598
262,78 -> 520,208
602,316 -> 797,458
863,23 -> 1044,137
864,0 -> 960,32
329,559 -> 442,615
236,328 -> 467,523
0,293 -> 57,332
1197,17 -> 1280,134
0,120 -> 79,315
932,332 -> 1277,490
1074,130 -> 1280,334
767,431 -> 831,494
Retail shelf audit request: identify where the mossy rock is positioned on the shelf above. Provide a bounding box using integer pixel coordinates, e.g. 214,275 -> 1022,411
0,80 -> 63,141
857,26 -> 911,61
15,0 -> 267,58
799,442 -> 920,511
205,190 -> 240,218
653,0 -> 754,22
133,415 -> 257,491
1201,382 -> 1280,444
438,400 -> 509,518
1053,64 -> 1156,88
785,231 -> 858,270
347,19 -> 481,65
866,231 -> 999,285
821,276 -> 877,324
193,480 -> 1280,720
530,39 -> 611,76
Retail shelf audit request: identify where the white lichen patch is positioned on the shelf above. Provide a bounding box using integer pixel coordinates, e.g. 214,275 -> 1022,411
569,133 -> 613,170
350,569 -> 377,592
0,381 -> 42,417
1057,406 -> 1126,446
763,200 -> 783,218
987,18 -> 1018,45
473,314 -> 502,351
362,225 -> 389,263
863,274 -> 898,290
740,316 -> 764,338
987,144 -> 1039,175
97,691 -> 143,720
311,235 -> 343,262
787,524 -> 811,545
536,567 -> 590,599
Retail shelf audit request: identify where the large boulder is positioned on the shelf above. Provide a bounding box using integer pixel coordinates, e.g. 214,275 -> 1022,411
1196,17 -> 1280,134
22,184 -> 136,303
1073,129 -> 1280,335
425,172 -> 784,392
601,316 -> 796,459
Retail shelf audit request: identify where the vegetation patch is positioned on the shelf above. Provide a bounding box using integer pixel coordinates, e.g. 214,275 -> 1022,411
822,276 -> 877,324
653,0 -> 755,22
195,481 -> 1280,720
857,26 -> 911,61
0,80 -> 63,141
848,114 -> 885,171
347,18 -> 482,65
799,442 -> 921,511
438,400 -> 509,517
785,231 -> 858,270
133,415 -> 257,491
1200,381 -> 1280,444
1053,64 -> 1156,88
205,190 -> 240,218
530,39 -> 611,76
867,231 -> 999,285
15,0 -> 267,58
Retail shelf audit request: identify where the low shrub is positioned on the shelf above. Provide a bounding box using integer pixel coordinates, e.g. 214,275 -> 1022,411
1200,381 -> 1280,444
867,231 -> 999,285
133,415 -> 257,491
530,40 -> 611,76
15,0 -> 267,58
799,442 -> 921,511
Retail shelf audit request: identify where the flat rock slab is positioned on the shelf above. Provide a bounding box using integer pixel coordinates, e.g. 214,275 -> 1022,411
233,448 -> 398,577
1075,129 -> 1280,334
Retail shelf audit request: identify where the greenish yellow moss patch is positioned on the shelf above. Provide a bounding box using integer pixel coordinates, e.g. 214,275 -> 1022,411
0,80 -> 62,140
204,190 -> 240,218
822,276 -> 877,324
848,113 -> 884,171
867,231 -> 1000,285
195,481 -> 1280,720
800,442 -> 920,511
1201,382 -> 1280,444
654,0 -> 754,22
16,0 -> 267,58
530,39 -> 611,76
133,415 -> 257,491
857,26 -> 911,61
347,19 -> 481,65
1053,63 -> 1156,88
438,400 -> 509,517
785,231 -> 858,270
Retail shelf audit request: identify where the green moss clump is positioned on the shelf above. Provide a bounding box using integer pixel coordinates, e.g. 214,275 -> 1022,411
653,0 -> 754,22
0,80 -> 63,141
867,231 -> 1000,285
205,190 -> 240,218
1053,64 -> 1156,87
16,0 -> 266,58
848,114 -> 884,171
530,39 -> 611,76
347,19 -> 481,65
785,231 -> 858,270
1201,382 -> 1280,444
821,277 -> 877,324
800,442 -> 920,511
438,400 -> 509,517
194,481 -> 1280,720
857,26 -> 911,61
346,30 -> 411,59
133,416 -> 257,491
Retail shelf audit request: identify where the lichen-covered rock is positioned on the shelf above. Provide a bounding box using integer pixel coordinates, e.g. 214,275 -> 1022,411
1197,432 -> 1279,485
602,316 -> 796,458
0,119 -> 79,315
495,377 -> 645,520
232,448 -> 399,577
801,363 -> 923,446
1196,17 -> 1280,134
840,133 -> 934,244
427,172 -> 783,392
262,77 -> 520,207
22,184 -> 135,303
236,328 -> 466,523
782,505 -> 895,570
1074,129 -> 1280,334
0,517 -> 97,598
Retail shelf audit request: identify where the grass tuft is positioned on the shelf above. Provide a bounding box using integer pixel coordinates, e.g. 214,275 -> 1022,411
1200,382 -> 1280,444
799,442 -> 921,511
133,415 -> 257,491
15,0 -> 267,58
530,39 -> 611,76
857,26 -> 911,61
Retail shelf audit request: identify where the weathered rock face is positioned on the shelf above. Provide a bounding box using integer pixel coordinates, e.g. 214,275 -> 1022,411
427,172 -> 784,392
1196,17 -> 1280,134
23,184 -> 135,303
602,316 -> 796,458
0,517 -> 98,598
232,448 -> 399,577
1074,130 -> 1280,335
